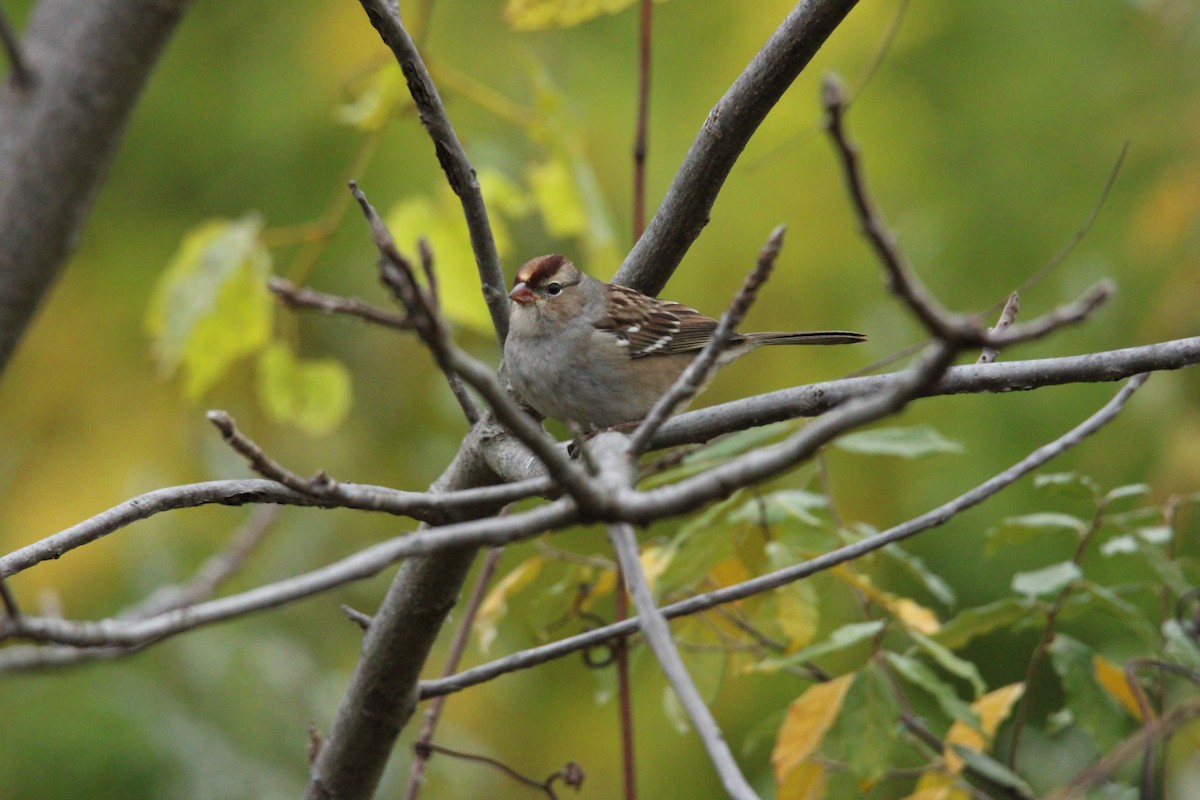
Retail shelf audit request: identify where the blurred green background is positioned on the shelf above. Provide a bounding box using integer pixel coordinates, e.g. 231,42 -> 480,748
1,1 -> 1198,798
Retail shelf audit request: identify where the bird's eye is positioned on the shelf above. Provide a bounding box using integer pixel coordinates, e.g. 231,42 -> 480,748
546,283 -> 562,296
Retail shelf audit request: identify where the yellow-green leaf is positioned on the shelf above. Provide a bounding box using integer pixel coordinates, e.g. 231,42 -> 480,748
527,157 -> 588,238
474,555 -> 545,653
334,62 -> 409,131
506,0 -> 643,30
772,673 -> 855,785
146,215 -> 273,399
775,579 -> 820,652
256,343 -> 353,436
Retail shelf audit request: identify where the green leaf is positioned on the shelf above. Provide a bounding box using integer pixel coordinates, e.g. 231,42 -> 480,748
333,62 -> 408,131
1103,483 -> 1150,506
1100,534 -> 1139,556
821,666 -> 901,785
1073,581 -> 1159,647
935,597 -> 1035,649
985,512 -> 1088,555
949,745 -> 1036,798
1048,634 -> 1136,751
1163,619 -> 1200,674
1138,525 -> 1173,545
910,630 -> 985,697
728,490 -> 828,528
833,425 -> 964,459
753,621 -> 884,673
146,215 -> 273,399
885,652 -> 979,729
1011,561 -> 1081,598
256,343 -> 353,436
506,0 -> 643,31
879,544 -> 957,606
1033,471 -> 1101,500
655,491 -> 745,596
646,422 -> 794,486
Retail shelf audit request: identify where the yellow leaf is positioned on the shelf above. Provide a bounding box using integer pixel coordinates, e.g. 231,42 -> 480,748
256,343 -> 353,436
527,158 -> 588,238
708,556 -> 751,590
474,556 -> 544,653
776,580 -> 820,651
777,760 -> 827,800
771,673 -> 855,784
1093,655 -> 1144,720
943,682 -> 1024,773
506,0 -> 643,30
889,597 -> 941,635
902,780 -> 964,800
833,566 -> 940,634
638,545 -> 673,594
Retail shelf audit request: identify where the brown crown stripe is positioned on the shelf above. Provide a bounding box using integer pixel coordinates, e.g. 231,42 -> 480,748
515,254 -> 568,286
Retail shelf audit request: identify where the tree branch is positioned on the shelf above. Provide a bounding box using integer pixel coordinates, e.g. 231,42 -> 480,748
0,0 -> 193,373
355,0 -> 509,344
420,373 -> 1149,699
613,0 -> 860,295
609,523 -> 758,799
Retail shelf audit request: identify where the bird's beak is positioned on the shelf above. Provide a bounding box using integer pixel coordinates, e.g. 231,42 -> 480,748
509,282 -> 535,305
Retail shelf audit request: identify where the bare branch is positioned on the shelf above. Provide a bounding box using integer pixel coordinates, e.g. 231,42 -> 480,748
404,546 -> 505,799
421,374 -> 1148,698
650,336 -> 1200,450
355,0 -> 509,343
614,0 -> 860,295
0,0 -> 193,374
608,523 -> 758,799
0,477 -> 552,580
268,276 -> 412,330
627,225 -> 786,454
822,72 -> 1112,348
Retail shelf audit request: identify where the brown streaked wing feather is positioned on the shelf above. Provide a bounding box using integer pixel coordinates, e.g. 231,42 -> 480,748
595,285 -> 735,358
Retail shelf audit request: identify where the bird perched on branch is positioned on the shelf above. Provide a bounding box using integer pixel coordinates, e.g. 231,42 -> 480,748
503,254 -> 865,430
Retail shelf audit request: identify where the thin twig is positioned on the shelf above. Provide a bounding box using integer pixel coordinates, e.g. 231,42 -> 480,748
356,0 -> 509,343
421,374 -> 1149,698
207,410 -> 336,496
405,546 -> 506,800
268,276 -> 411,330
0,477 -> 553,580
341,605 -> 373,631
977,292 -> 1020,364
415,742 -> 572,798
608,523 -> 759,800
632,0 -> 652,241
627,225 -> 786,454
0,4 -> 32,89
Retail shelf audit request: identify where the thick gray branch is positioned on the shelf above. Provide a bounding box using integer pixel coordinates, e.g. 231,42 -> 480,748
0,0 -> 192,373
613,0 -> 859,295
